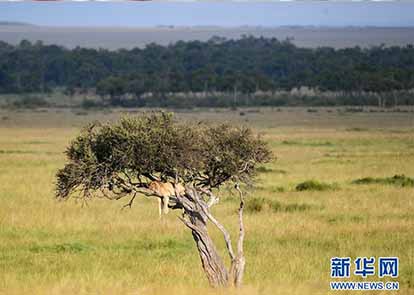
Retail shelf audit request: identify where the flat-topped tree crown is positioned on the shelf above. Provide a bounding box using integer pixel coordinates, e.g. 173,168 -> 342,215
56,112 -> 271,200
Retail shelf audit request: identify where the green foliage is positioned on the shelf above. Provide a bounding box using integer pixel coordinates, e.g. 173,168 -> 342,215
295,180 -> 337,191
56,112 -> 271,199
352,174 -> 414,187
256,166 -> 273,173
1,38 -> 414,107
345,127 -> 367,132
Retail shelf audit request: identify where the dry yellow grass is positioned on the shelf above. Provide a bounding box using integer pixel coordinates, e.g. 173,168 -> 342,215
0,108 -> 413,294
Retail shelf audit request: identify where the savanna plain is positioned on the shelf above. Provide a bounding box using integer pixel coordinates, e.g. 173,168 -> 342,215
0,107 -> 413,294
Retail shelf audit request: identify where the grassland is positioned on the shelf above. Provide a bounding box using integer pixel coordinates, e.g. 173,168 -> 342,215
0,107 -> 413,294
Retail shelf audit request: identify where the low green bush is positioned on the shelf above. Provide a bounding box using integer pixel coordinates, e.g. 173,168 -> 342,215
256,166 -> 273,173
352,174 -> 414,187
296,180 -> 337,191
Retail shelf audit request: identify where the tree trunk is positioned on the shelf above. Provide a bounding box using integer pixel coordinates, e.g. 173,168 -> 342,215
189,214 -> 229,287
175,186 -> 246,288
231,184 -> 246,287
177,188 -> 229,287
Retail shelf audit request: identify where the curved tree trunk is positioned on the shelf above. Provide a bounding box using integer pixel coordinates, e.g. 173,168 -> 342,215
175,186 -> 246,288
188,214 -> 229,287
177,187 -> 229,287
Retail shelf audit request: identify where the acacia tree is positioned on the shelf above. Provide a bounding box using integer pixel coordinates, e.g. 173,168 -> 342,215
55,112 -> 271,288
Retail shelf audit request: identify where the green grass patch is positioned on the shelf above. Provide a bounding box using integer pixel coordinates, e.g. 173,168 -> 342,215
245,197 -> 313,214
345,127 -> 368,132
29,242 -> 92,254
107,238 -> 191,252
352,174 -> 414,187
281,140 -> 334,147
270,186 -> 286,193
295,180 -> 337,191
0,149 -> 58,155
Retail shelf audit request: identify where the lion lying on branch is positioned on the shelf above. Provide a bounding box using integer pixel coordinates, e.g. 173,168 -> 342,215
148,181 -> 185,216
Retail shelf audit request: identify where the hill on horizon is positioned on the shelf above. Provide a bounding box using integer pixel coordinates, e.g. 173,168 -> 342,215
0,21 -> 33,26
1,24 -> 414,49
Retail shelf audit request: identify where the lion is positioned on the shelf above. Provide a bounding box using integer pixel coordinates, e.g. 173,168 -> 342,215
148,181 -> 185,216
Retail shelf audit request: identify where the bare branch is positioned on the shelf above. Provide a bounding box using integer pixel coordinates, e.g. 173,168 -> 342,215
188,188 -> 235,262
235,183 -> 245,256
233,182 -> 246,287
121,193 -> 137,210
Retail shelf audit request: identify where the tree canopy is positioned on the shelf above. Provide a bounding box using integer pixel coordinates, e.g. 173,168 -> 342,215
1,37 -> 414,97
56,112 -> 271,201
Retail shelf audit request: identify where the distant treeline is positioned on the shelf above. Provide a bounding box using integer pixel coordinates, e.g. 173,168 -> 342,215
1,36 -> 414,107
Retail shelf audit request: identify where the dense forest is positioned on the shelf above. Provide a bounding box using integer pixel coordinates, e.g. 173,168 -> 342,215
1,36 -> 414,107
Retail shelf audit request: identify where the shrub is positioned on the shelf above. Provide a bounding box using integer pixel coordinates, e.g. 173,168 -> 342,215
296,180 -> 336,191
352,174 -> 414,187
256,166 -> 273,173
346,127 -> 367,132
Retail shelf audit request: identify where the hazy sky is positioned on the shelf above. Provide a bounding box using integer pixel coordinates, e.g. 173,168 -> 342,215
1,1 -> 414,27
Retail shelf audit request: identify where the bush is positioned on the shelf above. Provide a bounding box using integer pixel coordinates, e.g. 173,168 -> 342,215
352,174 -> 414,187
346,127 -> 367,132
295,180 -> 336,191
256,166 -> 273,173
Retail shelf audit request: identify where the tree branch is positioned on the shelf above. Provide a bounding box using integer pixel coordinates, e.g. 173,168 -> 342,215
189,188 -> 235,262
121,192 -> 137,210
235,183 -> 245,256
233,182 -> 246,287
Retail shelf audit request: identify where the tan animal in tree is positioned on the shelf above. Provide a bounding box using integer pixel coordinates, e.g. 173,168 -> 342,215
148,181 -> 185,216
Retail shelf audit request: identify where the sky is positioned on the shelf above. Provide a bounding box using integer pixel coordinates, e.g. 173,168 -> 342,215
0,1 -> 414,27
